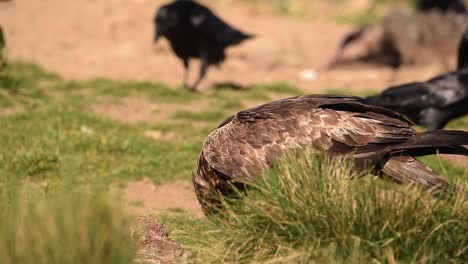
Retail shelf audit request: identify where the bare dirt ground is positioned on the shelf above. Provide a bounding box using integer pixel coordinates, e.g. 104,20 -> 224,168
0,0 -> 464,218
131,216 -> 192,263
90,97 -> 160,124
124,179 -> 203,217
89,96 -> 208,125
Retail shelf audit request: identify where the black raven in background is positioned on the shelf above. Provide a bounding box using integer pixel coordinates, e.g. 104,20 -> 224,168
364,30 -> 468,131
417,0 -> 467,14
458,29 -> 468,69
0,25 -> 5,69
154,0 -> 254,91
0,25 -> 4,50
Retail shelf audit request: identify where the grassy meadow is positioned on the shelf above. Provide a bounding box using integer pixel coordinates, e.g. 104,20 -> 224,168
0,61 -> 467,263
234,0 -> 420,24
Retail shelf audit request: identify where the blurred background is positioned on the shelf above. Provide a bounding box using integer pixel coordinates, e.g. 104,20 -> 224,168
0,0 -> 459,92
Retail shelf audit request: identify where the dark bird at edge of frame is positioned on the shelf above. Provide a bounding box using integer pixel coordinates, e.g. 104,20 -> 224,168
0,25 -> 5,50
363,29 -> 468,131
329,0 -> 468,71
193,94 -> 468,215
154,0 -> 254,92
0,25 -> 6,69
417,0 -> 467,14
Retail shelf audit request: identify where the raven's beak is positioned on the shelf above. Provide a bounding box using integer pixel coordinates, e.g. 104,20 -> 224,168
153,27 -> 163,43
154,30 -> 162,43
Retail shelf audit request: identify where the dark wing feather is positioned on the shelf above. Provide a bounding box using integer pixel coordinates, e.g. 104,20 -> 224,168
237,94 -> 363,117
319,100 -> 412,127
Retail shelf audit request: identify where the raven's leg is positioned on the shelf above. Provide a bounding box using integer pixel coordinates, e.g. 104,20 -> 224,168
387,68 -> 400,85
190,58 -> 208,92
182,59 -> 189,89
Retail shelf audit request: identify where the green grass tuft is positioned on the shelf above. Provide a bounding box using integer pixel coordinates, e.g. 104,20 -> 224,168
58,78 -> 199,103
165,153 -> 468,263
0,62 -> 59,107
335,10 -> 381,26
0,180 -> 136,264
446,115 -> 468,130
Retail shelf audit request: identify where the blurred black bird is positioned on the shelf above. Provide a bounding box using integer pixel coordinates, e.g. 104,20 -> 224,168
329,0 -> 468,70
154,0 -> 254,91
458,28 -> 468,69
0,25 -> 5,50
417,0 -> 467,14
0,25 -> 5,69
364,30 -> 468,131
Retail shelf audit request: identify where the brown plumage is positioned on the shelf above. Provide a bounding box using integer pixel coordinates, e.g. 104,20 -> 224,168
193,95 -> 468,215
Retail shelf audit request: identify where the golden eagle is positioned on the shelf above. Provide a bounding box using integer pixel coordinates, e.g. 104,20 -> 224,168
194,95 -> 468,214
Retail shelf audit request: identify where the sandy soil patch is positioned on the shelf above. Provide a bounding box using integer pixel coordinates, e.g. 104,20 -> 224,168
123,178 -> 204,217
89,97 -> 208,124
89,97 -> 159,124
144,130 -> 178,141
0,106 -> 20,116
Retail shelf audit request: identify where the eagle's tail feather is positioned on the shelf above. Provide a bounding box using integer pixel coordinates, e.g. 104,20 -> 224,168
381,156 -> 458,195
